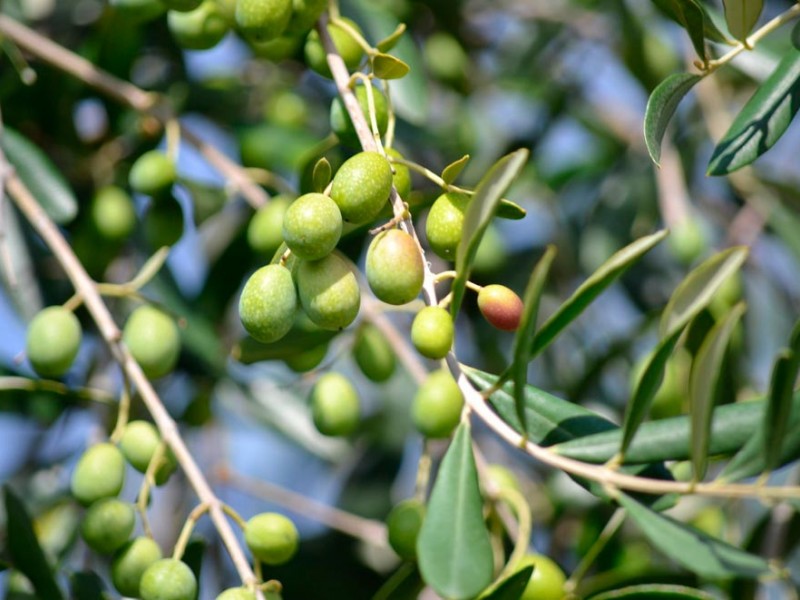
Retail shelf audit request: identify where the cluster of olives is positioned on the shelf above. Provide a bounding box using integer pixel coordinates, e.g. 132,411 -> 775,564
128,149 -> 186,248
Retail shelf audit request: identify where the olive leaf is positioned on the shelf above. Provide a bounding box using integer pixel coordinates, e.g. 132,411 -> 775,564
376,23 -> 406,52
644,73 -> 704,165
442,155 -> 470,185
496,198 -> 526,220
650,0 -> 729,57
373,53 -> 410,80
312,157 -> 332,193
722,0 -> 764,43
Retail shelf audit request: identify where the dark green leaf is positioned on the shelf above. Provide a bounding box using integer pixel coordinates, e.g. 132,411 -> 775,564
620,329 -> 683,456
373,53 -> 410,80
644,73 -> 703,165
660,246 -> 748,338
496,198 -> 527,220
376,23 -> 406,52
480,566 -> 533,600
510,246 -> 557,440
417,422 -> 493,599
689,303 -> 746,480
69,571 -> 110,600
722,0 -> 764,42
182,537 -> 206,599
531,230 -> 668,358
763,348 -> 800,473
312,157 -> 332,193
651,0 -> 729,53
588,583 -> 718,599
451,149 -> 529,318
618,492 -> 772,579
442,155 -> 469,185
4,485 -> 64,600
373,563 -> 425,600
708,48 -> 800,175
1,126 -> 78,224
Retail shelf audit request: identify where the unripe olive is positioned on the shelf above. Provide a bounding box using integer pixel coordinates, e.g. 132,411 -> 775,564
244,512 -> 299,565
71,443 -> 126,506
119,420 -> 177,484
123,305 -> 181,379
247,195 -> 292,256
330,152 -> 393,224
26,306 -> 82,378
486,464 -> 522,496
129,150 -> 176,197
353,323 -> 396,382
264,90 -> 309,128
168,1 -> 230,50
668,218 -> 707,264
304,18 -> 365,78
412,369 -> 463,438
366,230 -> 423,305
109,0 -> 165,22
330,83 -> 388,147
236,0 -> 292,42
162,0 -> 202,11
423,32 -> 468,85
217,589 -> 257,600
386,499 -> 425,561
249,33 -> 302,60
311,372 -> 360,436
518,553 -> 567,600
284,342 -> 328,373
282,193 -> 343,260
425,192 -> 469,260
477,285 -> 524,332
91,186 -> 136,242
239,264 -> 297,342
140,558 -> 198,600
385,148 -> 411,200
410,306 -> 454,360
144,196 -> 184,248
285,0 -> 326,34
111,537 -> 163,598
296,253 -> 360,330
80,498 -> 135,554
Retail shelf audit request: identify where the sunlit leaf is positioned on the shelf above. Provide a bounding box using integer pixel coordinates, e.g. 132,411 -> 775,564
376,22 -> 406,52
1,126 -> 78,224
618,492 -> 772,579
312,157 -> 332,193
660,247 -> 748,338
644,73 -> 703,165
707,49 -> 800,175
417,422 -> 493,599
451,149 -> 529,318
442,155 -> 469,185
689,303 -> 746,480
531,231 -> 667,358
373,53 -> 411,80
722,0 -> 764,42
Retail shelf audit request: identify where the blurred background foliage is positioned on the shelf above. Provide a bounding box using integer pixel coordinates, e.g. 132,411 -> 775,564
1,0 -> 800,598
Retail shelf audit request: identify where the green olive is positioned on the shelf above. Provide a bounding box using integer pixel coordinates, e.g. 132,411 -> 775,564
353,323 -> 396,382
162,0 -> 203,11
385,148 -> 411,200
425,192 -> 469,260
119,420 -> 177,484
244,512 -> 299,565
81,498 -> 135,554
366,229 -> 424,305
129,150 -> 176,197
247,196 -> 292,256
411,369 -> 463,439
168,1 -> 230,50
311,372 -> 360,436
285,0 -> 327,34
90,185 -> 136,242
111,537 -> 163,598
330,151 -> 393,224
477,285 -> 524,332
386,499 -> 425,561
71,443 -> 126,506
123,305 -> 181,379
284,342 -> 329,373
216,588 -> 257,600
281,193 -> 343,260
249,33 -> 302,60
26,306 -> 82,378
235,0 -> 292,42
410,306 -> 454,360
296,253 -> 360,330
304,18 -> 365,78
518,553 -> 566,600
239,264 -> 297,343
330,83 -> 388,147
140,558 -> 198,600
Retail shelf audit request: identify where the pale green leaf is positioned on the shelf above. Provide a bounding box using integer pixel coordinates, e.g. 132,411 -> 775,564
722,0 -> 764,42
442,155 -> 469,185
312,157 -> 332,193
373,53 -> 410,80
376,23 -> 406,52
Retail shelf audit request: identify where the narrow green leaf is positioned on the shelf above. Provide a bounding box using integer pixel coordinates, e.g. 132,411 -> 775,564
4,485 -> 65,600
689,303 -> 746,480
510,246 -> 557,439
496,198 -> 527,220
312,157 -> 332,193
650,0 -> 722,58
479,566 -> 533,600
442,155 -> 469,185
417,423 -> 493,599
618,492 -> 772,579
69,571 -> 109,600
1,126 -> 78,224
531,230 -> 668,358
588,583 -> 718,600
644,73 -> 703,165
373,53 -> 411,80
708,48 -> 800,175
373,563 -> 424,600
722,0 -> 763,42
451,149 -> 529,318
621,330 -> 683,456
660,246 -> 748,338
376,23 -> 406,52
763,349 -> 799,473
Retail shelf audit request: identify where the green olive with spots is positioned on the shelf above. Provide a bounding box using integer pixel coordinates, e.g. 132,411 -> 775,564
282,193 -> 342,260
425,191 -> 469,260
411,306 -> 454,359
239,264 -> 297,343
366,229 -> 423,305
330,151 -> 393,224
296,253 -> 360,330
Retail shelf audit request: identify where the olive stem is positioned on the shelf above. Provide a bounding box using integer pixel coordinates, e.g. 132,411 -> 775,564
221,503 -> 248,530
564,508 -> 625,595
391,156 -> 472,194
0,375 -> 116,406
109,384 -> 132,444
486,486 -> 532,589
173,503 -> 210,560
165,118 -> 181,163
